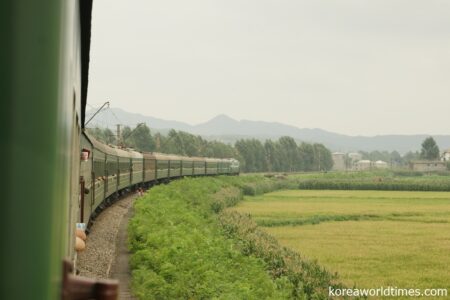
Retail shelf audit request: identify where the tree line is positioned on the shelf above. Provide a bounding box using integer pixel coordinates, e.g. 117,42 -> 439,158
358,137 -> 443,166
87,125 -> 334,173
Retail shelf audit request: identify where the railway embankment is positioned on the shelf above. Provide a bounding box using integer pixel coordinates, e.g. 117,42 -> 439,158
77,193 -> 137,299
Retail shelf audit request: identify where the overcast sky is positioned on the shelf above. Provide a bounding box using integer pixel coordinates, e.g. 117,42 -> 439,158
87,0 -> 450,136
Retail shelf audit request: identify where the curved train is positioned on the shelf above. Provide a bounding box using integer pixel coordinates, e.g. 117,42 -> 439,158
79,132 -> 239,227
1,1 -> 238,299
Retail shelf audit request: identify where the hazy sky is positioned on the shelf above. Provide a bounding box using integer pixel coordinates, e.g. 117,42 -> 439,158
88,0 -> 450,136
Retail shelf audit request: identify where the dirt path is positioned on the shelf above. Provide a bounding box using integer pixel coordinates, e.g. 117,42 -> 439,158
110,202 -> 136,300
77,193 -> 137,299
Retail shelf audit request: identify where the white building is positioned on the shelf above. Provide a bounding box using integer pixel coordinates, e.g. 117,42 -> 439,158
332,152 -> 346,171
442,149 -> 450,162
348,152 -> 362,163
354,159 -> 372,171
410,161 -> 447,172
374,160 -> 388,169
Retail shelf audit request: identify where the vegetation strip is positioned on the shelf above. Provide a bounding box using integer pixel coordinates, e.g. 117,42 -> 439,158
293,170 -> 450,191
253,212 -> 450,227
128,176 -> 345,299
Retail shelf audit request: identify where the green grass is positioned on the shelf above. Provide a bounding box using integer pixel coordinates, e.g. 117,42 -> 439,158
292,170 -> 450,191
128,176 -> 342,299
129,177 -> 287,299
232,189 -> 450,292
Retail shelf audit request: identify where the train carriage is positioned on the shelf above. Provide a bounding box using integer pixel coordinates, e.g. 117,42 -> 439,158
90,136 -> 111,210
193,157 -> 207,175
154,153 -> 171,179
168,154 -> 183,178
116,147 -> 131,191
218,159 -> 229,174
143,152 -> 157,182
130,150 -> 144,186
181,157 -> 194,176
206,158 -> 219,175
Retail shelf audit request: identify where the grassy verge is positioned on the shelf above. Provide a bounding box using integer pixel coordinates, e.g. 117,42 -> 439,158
128,176 -> 342,299
293,171 -> 450,191
232,189 -> 450,290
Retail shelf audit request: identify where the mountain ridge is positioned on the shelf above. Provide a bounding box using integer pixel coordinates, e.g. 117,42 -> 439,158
85,107 -> 450,153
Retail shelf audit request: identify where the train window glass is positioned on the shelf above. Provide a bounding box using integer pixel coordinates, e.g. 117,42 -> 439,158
93,159 -> 105,177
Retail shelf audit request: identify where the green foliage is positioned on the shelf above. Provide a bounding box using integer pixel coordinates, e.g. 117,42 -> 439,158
402,150 -> 420,164
86,127 -> 116,144
219,211 -> 344,299
128,176 -> 345,299
210,187 -> 242,213
235,139 -> 267,172
420,136 -> 440,160
236,137 -> 334,173
86,125 -> 336,173
123,124 -> 156,152
313,143 -> 333,171
294,171 -> 450,191
129,178 -> 286,299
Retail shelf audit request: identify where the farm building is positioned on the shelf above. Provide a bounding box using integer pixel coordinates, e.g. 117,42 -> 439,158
348,152 -> 362,163
354,159 -> 372,171
442,149 -> 450,161
374,160 -> 388,169
332,152 -> 346,171
409,161 -> 446,172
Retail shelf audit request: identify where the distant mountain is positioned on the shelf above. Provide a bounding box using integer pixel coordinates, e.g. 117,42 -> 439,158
86,107 -> 450,153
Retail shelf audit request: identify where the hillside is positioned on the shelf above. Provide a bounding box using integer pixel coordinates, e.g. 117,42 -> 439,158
86,107 -> 450,153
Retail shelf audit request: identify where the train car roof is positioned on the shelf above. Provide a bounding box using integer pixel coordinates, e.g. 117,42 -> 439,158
83,131 -> 124,157
128,150 -> 143,159
142,152 -> 202,161
114,147 -> 132,158
205,157 -> 222,163
83,132 -> 114,155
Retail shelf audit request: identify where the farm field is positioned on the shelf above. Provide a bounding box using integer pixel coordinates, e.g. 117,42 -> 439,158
232,189 -> 450,291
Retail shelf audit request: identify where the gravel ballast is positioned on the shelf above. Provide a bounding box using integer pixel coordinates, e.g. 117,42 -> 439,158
77,193 -> 137,299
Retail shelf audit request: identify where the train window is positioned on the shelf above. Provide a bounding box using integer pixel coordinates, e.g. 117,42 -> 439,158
93,159 -> 105,177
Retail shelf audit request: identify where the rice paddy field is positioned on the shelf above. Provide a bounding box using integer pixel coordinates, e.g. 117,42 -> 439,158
232,190 -> 450,291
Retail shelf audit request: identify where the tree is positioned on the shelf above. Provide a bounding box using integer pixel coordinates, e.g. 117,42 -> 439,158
131,124 -> 155,152
312,143 -> 333,171
298,142 -> 315,171
121,124 -> 155,152
420,137 -> 440,160
390,151 -> 403,166
278,136 -> 299,172
403,151 -> 420,163
102,128 -> 115,144
264,140 -> 277,172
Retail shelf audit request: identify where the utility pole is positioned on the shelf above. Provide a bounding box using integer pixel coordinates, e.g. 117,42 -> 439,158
155,133 -> 161,151
116,124 -> 121,147
84,101 -> 110,127
318,148 -> 321,171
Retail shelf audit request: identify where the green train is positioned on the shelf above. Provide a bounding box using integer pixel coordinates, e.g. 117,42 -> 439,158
80,132 -> 240,229
1,1 -> 238,299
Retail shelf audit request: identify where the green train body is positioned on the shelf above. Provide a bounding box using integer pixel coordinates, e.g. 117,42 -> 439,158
1,0 -> 91,299
80,132 -> 240,226
1,1 -> 238,299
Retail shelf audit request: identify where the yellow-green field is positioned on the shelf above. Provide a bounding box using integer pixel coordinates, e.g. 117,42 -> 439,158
232,190 -> 450,290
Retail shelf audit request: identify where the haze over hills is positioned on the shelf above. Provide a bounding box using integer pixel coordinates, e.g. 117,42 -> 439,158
86,107 -> 450,153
